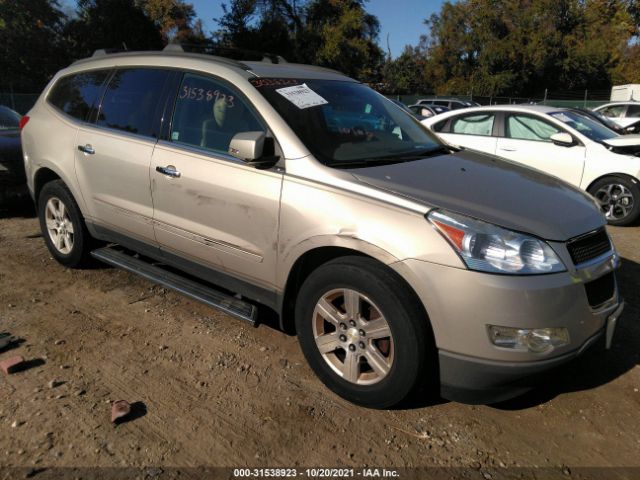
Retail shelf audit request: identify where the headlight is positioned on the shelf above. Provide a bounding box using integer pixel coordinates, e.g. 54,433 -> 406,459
488,325 -> 570,353
427,209 -> 566,274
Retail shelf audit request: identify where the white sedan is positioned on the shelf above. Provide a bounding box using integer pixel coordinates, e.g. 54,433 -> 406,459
421,105 -> 640,225
593,102 -> 640,128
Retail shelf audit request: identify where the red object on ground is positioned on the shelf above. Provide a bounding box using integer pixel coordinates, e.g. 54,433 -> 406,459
0,356 -> 25,374
111,400 -> 131,423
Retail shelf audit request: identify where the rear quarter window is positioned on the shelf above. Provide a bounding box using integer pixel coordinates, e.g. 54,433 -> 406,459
48,70 -> 110,121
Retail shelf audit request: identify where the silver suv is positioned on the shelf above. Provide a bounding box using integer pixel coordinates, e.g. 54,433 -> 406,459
21,48 -> 624,408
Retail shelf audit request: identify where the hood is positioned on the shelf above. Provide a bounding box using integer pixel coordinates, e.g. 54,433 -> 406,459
351,149 -> 604,241
602,135 -> 640,148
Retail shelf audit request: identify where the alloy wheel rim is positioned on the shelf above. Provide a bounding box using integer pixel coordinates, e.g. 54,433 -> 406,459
312,288 -> 394,386
594,183 -> 635,220
45,197 -> 74,254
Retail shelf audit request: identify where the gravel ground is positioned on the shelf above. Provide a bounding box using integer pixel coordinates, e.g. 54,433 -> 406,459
0,199 -> 638,479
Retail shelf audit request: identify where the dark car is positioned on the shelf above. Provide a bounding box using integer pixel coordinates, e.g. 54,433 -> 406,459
0,106 -> 26,203
408,104 -> 450,118
416,97 -> 479,110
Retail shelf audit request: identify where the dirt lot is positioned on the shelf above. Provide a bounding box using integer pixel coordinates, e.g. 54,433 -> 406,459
0,199 -> 639,478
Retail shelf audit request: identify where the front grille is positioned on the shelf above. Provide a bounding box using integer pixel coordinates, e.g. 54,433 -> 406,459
567,229 -> 612,265
584,272 -> 616,308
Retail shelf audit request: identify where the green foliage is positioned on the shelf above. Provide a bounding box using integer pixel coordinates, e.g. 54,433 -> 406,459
137,0 -> 206,44
420,0 -> 640,96
64,0 -> 164,59
214,0 -> 383,82
0,0 -> 68,92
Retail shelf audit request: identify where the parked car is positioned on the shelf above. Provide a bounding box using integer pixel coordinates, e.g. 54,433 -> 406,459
569,107 -> 640,135
593,102 -> 640,128
416,97 -> 479,110
422,105 -> 640,225
0,105 -> 27,203
21,48 -> 623,407
408,104 -> 450,118
389,99 -> 426,120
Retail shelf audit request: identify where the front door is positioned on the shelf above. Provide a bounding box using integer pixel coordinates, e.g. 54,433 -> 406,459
495,113 -> 585,186
150,72 -> 283,291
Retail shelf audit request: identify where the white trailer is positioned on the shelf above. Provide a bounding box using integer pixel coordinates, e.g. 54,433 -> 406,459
611,84 -> 640,101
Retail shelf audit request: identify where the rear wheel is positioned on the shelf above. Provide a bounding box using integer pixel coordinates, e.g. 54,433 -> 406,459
589,176 -> 640,226
295,256 -> 435,408
38,180 -> 96,267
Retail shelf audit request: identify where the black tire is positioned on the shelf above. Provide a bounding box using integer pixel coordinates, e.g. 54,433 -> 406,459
38,180 -> 96,268
295,256 -> 436,408
588,176 -> 640,226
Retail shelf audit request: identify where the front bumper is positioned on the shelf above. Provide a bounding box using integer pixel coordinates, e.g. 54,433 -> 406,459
440,302 -> 623,404
391,252 -> 623,404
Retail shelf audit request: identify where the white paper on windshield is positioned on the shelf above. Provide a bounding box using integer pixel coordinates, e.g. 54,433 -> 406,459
275,83 -> 328,109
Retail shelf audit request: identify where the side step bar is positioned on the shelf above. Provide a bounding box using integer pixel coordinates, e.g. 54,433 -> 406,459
91,247 -> 257,325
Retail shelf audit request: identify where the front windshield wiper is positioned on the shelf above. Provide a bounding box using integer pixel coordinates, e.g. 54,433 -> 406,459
328,145 -> 454,169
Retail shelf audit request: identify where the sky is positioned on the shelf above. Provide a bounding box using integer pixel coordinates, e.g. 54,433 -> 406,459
59,0 -> 445,58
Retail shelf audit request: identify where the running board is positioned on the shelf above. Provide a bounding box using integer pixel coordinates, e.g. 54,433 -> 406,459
91,247 -> 257,325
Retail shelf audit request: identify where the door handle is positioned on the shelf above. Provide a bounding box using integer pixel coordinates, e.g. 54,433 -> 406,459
499,147 -> 517,152
77,144 -> 95,155
155,165 -> 181,178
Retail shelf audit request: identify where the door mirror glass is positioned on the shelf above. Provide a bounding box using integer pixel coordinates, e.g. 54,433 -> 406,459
550,132 -> 574,146
229,131 -> 265,162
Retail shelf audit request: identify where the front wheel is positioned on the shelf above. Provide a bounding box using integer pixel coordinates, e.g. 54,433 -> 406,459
588,176 -> 640,226
295,256 -> 435,408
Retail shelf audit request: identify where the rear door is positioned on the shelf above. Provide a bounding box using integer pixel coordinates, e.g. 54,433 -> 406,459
437,111 -> 498,154
495,112 -> 585,186
74,68 -> 172,245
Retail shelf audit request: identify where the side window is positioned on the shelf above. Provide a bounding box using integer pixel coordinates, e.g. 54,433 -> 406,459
626,104 -> 640,116
600,105 -> 625,117
97,68 -> 170,137
432,119 -> 448,132
451,113 -> 495,136
48,70 -> 110,121
170,73 -> 263,154
506,114 -> 560,142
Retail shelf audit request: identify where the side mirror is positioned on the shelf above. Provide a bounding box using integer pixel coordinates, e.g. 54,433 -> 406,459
550,132 -> 574,147
229,131 -> 265,162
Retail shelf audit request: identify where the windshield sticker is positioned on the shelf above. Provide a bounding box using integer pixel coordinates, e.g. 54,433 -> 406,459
552,112 -> 572,123
275,83 -> 328,109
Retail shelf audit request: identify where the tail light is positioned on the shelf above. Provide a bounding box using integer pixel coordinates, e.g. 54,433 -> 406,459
19,115 -> 30,130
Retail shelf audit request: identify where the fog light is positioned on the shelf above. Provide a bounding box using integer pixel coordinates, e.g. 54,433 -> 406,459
487,325 -> 570,353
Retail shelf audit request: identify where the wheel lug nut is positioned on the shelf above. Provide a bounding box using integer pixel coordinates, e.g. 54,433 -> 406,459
349,320 -> 356,326
340,323 -> 347,331
359,329 -> 365,336
348,344 -> 356,351
359,341 -> 365,349
339,334 -> 347,342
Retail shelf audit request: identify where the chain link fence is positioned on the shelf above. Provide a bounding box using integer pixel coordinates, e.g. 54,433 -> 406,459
390,89 -> 613,109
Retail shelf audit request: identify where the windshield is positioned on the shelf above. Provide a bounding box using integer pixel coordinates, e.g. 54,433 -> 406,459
250,79 -> 442,167
0,106 -> 20,130
549,110 -> 618,143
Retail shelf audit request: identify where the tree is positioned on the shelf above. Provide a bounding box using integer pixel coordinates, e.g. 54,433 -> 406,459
64,0 -> 164,60
213,0 -> 383,82
0,0 -> 68,92
421,0 -> 639,96
381,46 -> 429,94
138,0 -> 206,44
